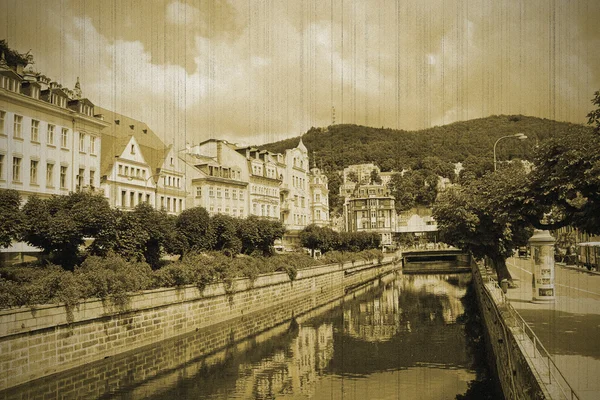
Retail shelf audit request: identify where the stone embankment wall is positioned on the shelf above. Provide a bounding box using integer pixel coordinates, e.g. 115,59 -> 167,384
472,261 -> 550,400
0,257 -> 397,391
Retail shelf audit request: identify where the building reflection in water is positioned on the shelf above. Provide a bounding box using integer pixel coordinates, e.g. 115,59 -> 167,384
1,273 -> 491,400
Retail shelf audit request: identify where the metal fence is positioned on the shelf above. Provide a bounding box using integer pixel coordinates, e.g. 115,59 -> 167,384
476,264 -> 580,400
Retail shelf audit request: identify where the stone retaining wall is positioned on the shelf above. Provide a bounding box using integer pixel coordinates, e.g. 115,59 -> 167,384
0,256 -> 397,391
472,261 -> 550,400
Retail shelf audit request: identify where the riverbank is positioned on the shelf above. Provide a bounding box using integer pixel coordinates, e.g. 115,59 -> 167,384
0,255 -> 398,391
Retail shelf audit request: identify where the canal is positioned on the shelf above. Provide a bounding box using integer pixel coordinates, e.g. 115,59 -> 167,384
1,272 -> 501,399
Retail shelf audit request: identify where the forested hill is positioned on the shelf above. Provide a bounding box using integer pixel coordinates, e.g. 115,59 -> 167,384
261,115 -> 588,172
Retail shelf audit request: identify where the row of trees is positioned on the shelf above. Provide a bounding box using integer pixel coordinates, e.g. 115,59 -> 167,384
0,191 -> 286,269
434,92 -> 600,283
299,224 -> 382,255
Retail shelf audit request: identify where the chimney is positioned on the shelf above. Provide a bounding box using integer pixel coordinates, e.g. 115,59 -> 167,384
216,141 -> 222,164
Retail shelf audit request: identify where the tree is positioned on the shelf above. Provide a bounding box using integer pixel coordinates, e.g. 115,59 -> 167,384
299,225 -> 339,256
170,206 -> 213,256
587,90 -> 600,133
524,124 -> 600,234
130,203 -> 173,269
433,164 -> 532,283
239,216 -> 286,256
370,169 -> 382,184
210,214 -> 241,254
0,189 -> 23,248
21,192 -> 115,269
347,171 -> 359,183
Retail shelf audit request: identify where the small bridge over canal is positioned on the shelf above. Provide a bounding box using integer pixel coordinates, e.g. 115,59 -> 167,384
402,249 -> 471,274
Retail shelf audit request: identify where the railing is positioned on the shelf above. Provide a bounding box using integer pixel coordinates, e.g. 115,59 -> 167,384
479,266 -> 580,400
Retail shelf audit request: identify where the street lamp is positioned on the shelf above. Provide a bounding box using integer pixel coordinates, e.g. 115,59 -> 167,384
493,133 -> 527,171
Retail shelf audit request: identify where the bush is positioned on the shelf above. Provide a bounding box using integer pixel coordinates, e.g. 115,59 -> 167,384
0,248 -> 388,310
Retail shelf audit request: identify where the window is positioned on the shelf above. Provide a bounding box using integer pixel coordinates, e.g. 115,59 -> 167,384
30,120 -> 40,142
61,128 -> 68,148
316,210 -> 321,220
196,187 -> 202,197
0,111 -> 5,135
225,188 -> 229,199
130,192 -> 135,207
79,133 -> 85,152
124,166 -> 129,176
12,157 -> 21,182
46,163 -> 54,187
138,192 -> 143,204
47,124 -> 55,145
232,189 -> 237,200
315,193 -> 320,203
217,188 -> 222,198
30,160 -> 38,184
209,186 -> 214,197
239,191 -> 244,200
167,197 -> 171,211
77,168 -> 84,190
121,190 -> 126,206
130,144 -> 135,154
118,165 -> 123,175
179,199 -> 183,211
60,166 -> 67,189
89,170 -> 95,188
0,154 -> 4,179
90,136 -> 96,154
13,115 -> 22,138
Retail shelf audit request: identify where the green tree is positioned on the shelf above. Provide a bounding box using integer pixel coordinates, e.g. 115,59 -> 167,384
433,164 -> 532,283
0,189 -> 23,248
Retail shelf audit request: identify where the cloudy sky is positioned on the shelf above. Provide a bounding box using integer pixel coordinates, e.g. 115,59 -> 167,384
1,0 -> 599,149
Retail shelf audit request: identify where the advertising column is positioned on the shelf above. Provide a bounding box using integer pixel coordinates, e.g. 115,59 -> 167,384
528,230 -> 556,303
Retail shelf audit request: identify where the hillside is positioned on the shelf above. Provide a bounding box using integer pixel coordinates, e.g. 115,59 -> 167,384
261,115 -> 589,173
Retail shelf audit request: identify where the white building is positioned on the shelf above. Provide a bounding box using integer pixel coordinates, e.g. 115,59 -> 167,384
236,146 -> 284,220
0,57 -> 107,202
97,107 -> 186,215
184,139 -> 249,218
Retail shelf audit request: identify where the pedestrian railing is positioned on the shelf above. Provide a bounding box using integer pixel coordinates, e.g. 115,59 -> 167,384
482,270 -> 580,400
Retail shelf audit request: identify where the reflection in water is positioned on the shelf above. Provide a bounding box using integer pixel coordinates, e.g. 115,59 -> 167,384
1,273 -> 500,399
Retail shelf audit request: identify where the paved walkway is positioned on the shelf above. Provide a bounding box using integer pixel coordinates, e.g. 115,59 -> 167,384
505,257 -> 600,400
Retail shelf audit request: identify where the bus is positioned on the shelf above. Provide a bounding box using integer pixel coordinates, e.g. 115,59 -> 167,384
577,242 -> 600,271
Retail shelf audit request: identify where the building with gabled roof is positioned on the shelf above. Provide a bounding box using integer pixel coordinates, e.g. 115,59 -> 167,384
182,139 -> 249,217
97,107 -> 186,214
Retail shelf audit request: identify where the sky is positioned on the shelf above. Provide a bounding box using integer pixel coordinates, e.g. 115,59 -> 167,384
1,0 -> 599,149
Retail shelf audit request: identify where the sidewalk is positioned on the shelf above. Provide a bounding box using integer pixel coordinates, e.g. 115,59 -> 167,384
505,257 -> 600,400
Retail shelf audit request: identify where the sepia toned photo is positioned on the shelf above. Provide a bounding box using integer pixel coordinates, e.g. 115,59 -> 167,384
0,1 -> 599,399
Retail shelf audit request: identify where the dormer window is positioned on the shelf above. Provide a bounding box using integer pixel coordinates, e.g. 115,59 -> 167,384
130,144 -> 135,154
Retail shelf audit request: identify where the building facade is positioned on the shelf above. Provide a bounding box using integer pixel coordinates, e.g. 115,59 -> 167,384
237,147 -> 283,220
0,57 -> 107,203
308,166 -> 329,226
97,107 -> 186,215
343,183 -> 396,247
184,139 -> 249,218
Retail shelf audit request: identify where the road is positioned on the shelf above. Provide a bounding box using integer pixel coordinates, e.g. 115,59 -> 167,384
506,257 -> 600,400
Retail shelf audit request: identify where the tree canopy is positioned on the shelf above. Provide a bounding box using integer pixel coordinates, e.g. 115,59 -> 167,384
0,189 -> 24,248
433,163 -> 532,282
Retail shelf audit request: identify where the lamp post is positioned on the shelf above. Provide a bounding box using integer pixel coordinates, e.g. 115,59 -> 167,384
493,133 -> 527,171
145,173 -> 162,210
